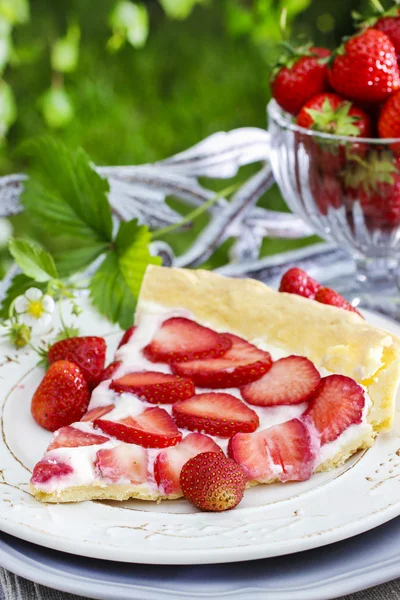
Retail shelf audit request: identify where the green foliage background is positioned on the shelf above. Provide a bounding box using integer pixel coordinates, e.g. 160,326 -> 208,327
0,0 -> 389,275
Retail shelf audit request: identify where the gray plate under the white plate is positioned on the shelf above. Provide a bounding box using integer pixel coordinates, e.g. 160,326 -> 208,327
2,517 -> 400,600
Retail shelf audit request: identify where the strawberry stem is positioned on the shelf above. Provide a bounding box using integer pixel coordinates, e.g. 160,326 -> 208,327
151,182 -> 240,240
369,0 -> 385,13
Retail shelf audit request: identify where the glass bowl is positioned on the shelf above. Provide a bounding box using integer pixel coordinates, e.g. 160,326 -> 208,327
267,99 -> 400,316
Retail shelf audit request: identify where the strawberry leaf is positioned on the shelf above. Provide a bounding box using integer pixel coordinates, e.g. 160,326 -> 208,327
8,238 -> 58,282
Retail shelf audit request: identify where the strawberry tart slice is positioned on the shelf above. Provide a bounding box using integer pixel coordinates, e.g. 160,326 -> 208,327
30,266 -> 400,508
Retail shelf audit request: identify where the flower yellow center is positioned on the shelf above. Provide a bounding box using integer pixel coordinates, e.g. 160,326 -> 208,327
27,300 -> 44,319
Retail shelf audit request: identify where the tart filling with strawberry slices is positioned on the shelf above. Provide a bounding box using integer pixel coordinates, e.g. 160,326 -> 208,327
30,266 -> 400,505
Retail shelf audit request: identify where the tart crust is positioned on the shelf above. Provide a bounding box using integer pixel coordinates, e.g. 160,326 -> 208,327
31,265 -> 400,503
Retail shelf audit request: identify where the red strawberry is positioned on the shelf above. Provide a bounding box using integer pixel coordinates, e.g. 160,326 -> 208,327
241,356 -> 320,407
315,287 -> 363,317
81,405 -> 114,422
297,93 -> 372,138
144,317 -> 232,364
354,3 -> 400,62
95,444 -> 148,483
31,459 -> 73,485
48,336 -> 106,390
378,90 -> 400,155
228,419 -> 315,483
279,267 -> 321,299
118,326 -> 136,349
329,29 -> 400,104
94,407 -> 182,448
172,333 -> 272,388
303,375 -> 365,445
345,150 -> 400,228
47,426 -> 109,451
31,361 -> 90,432
110,371 -> 195,404
270,45 -> 330,116
100,361 -> 122,382
154,433 -> 221,495
180,452 -> 246,512
308,167 -> 343,215
172,392 -> 259,437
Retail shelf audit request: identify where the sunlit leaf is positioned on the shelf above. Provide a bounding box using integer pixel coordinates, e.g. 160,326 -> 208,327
40,87 -> 74,129
51,24 -> 80,73
109,2 -> 149,50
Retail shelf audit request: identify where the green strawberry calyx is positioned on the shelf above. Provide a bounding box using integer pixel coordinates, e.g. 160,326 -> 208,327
271,42 -> 322,80
353,0 -> 400,30
305,98 -> 362,137
344,150 -> 398,195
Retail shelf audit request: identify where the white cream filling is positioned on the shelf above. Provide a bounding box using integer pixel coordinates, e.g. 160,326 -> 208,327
34,304 -> 375,494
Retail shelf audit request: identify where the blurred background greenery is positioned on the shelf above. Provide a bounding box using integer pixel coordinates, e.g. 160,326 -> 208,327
0,0 -> 389,277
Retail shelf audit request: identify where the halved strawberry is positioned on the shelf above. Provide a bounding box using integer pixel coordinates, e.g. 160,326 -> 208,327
172,333 -> 272,388
228,419 -> 315,483
172,393 -> 259,437
110,371 -> 195,404
47,426 -> 109,451
118,326 -> 136,349
241,356 -> 320,407
279,267 -> 321,299
143,317 -> 232,364
154,432 -> 221,495
315,287 -> 363,318
303,375 -> 365,445
95,443 -> 148,483
94,407 -> 182,448
81,405 -> 114,422
31,459 -> 73,485
100,361 -> 122,382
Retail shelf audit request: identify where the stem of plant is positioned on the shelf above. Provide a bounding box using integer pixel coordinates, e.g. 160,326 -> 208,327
151,183 -> 240,240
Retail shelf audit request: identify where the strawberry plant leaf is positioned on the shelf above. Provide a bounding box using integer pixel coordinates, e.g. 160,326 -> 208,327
8,238 -> 59,282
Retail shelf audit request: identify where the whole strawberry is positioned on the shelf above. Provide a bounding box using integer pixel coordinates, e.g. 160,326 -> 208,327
297,93 -> 373,175
354,1 -> 400,62
329,29 -> 400,104
279,267 -> 321,299
345,150 -> 400,228
48,336 -> 106,390
378,90 -> 400,155
270,45 -> 330,116
315,287 -> 363,317
31,360 -> 90,431
180,451 -> 246,512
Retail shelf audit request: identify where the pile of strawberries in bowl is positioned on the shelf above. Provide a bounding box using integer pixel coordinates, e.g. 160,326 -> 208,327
269,1 -> 400,230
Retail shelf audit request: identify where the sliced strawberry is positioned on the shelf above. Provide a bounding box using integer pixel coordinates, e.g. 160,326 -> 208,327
172,392 -> 259,437
95,444 -> 148,483
100,361 -> 122,382
172,333 -> 272,388
241,356 -> 320,407
154,432 -> 221,495
228,419 -> 315,483
118,326 -> 137,349
31,459 -> 73,485
143,317 -> 231,364
47,426 -> 109,451
303,375 -> 365,445
81,405 -> 114,422
94,407 -> 182,448
110,371 -> 195,404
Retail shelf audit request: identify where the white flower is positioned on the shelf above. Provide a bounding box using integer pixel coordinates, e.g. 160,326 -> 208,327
14,288 -> 55,333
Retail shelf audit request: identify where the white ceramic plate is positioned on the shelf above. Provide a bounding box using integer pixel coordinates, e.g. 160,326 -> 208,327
1,301 -> 400,565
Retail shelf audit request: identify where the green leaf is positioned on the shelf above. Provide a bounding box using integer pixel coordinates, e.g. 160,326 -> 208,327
109,2 -> 149,50
54,243 -> 110,278
0,273 -> 46,319
159,0 -> 203,20
40,87 -> 74,129
21,138 -> 113,273
89,250 -> 137,329
116,219 -> 161,299
8,238 -> 58,282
